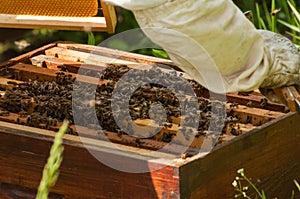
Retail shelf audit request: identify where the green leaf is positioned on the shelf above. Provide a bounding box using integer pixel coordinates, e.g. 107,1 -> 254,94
278,19 -> 300,32
88,32 -> 96,45
152,49 -> 170,59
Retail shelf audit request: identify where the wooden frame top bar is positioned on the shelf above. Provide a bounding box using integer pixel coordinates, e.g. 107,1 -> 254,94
0,1 -> 117,33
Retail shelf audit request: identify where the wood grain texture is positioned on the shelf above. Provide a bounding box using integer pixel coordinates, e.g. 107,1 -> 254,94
227,104 -> 286,126
45,47 -> 139,66
0,111 -> 187,154
0,42 -> 58,69
57,43 -> 179,70
9,63 -> 109,85
226,92 -> 286,112
0,15 -> 109,32
0,182 -> 63,199
30,55 -> 106,73
0,77 -> 23,88
179,112 -> 300,198
273,86 -> 300,112
0,121 -> 180,199
100,1 -> 117,33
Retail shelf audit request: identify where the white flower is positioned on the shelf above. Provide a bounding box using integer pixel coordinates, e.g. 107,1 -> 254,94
242,192 -> 247,197
237,168 -> 245,176
232,180 -> 238,187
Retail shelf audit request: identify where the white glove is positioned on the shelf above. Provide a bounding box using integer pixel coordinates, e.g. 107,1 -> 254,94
258,30 -> 300,88
105,0 -> 300,93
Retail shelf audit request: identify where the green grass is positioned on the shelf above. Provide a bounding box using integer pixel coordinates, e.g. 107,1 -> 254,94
36,121 -> 69,199
255,0 -> 299,48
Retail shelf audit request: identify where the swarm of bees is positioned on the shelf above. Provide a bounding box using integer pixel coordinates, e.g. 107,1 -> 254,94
0,65 -> 241,145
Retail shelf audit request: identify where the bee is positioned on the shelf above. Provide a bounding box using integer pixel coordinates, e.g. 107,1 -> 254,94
7,81 -> 18,85
229,103 -> 239,109
0,110 -> 10,116
116,129 -> 122,137
16,117 -> 22,124
260,98 -> 268,108
164,123 -> 173,128
244,11 -> 254,23
271,8 -> 281,16
180,150 -> 197,159
246,101 -> 253,107
19,110 -> 27,118
195,131 -> 204,138
135,138 -> 144,148
26,115 -> 32,125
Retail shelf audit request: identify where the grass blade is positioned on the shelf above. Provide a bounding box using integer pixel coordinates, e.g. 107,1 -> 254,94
278,19 -> 300,32
288,0 -> 300,22
294,180 -> 300,191
271,0 -> 277,32
262,0 -> 272,30
256,3 -> 265,29
286,31 -> 300,40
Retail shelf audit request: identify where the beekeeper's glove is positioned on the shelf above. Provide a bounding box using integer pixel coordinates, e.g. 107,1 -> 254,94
104,0 -> 300,94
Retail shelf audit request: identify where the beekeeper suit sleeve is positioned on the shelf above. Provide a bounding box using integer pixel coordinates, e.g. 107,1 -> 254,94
104,0 -> 300,94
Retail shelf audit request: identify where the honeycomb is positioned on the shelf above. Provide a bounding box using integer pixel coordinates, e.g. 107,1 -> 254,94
0,0 -> 99,17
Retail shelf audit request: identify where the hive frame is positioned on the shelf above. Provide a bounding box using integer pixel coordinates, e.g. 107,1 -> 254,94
0,0 -> 117,33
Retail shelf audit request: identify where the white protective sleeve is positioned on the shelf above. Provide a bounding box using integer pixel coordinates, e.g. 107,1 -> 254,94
104,0 -> 167,10
104,0 -> 300,93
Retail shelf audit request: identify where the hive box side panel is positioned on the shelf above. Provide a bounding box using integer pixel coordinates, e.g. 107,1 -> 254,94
180,113 -> 300,198
0,123 -> 180,199
0,42 -> 58,69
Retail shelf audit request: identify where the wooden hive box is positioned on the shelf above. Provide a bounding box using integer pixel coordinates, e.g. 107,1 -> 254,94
0,42 -> 299,199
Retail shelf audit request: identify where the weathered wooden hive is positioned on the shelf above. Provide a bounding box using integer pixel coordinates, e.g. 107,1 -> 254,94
0,42 -> 299,199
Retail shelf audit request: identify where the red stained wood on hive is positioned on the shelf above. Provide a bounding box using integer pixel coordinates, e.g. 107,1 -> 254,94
0,182 -> 62,199
0,122 -> 181,198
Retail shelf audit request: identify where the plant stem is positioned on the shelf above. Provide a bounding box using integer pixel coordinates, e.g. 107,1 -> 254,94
243,175 -> 265,199
271,0 -> 277,32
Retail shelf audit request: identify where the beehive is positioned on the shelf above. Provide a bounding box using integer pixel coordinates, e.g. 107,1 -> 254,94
0,42 -> 299,199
